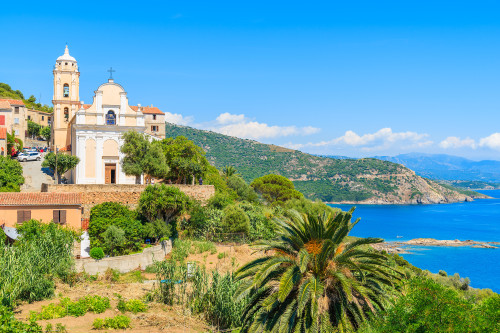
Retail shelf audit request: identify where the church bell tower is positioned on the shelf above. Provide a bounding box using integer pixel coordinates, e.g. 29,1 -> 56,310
52,45 -> 80,150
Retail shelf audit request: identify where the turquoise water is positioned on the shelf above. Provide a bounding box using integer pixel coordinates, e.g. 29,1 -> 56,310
329,190 -> 500,292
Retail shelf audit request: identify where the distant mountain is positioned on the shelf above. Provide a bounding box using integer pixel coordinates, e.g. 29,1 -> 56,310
374,153 -> 500,183
165,123 -> 486,204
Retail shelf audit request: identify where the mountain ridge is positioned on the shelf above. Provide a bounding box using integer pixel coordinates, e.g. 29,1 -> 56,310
165,123 -> 488,204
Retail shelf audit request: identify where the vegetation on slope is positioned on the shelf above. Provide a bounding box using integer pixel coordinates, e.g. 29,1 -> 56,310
0,83 -> 53,113
164,123 -> 473,203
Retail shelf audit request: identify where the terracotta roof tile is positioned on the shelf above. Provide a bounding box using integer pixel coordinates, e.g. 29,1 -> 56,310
0,127 -> 6,140
0,193 -> 81,206
0,100 -> 10,109
0,99 -> 24,106
130,106 -> 164,115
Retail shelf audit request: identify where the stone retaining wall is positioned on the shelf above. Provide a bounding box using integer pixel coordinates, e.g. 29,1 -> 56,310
75,240 -> 172,275
42,183 -> 215,218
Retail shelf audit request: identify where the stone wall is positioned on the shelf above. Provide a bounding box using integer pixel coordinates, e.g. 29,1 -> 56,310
75,240 -> 172,275
41,183 -> 215,218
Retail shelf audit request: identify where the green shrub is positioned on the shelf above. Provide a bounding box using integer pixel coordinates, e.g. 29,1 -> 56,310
0,306 -> 42,333
217,252 -> 227,259
93,315 -> 131,329
222,204 -> 250,234
92,318 -> 105,330
32,295 -> 110,320
117,298 -> 148,313
170,239 -> 192,262
89,247 -> 105,260
208,191 -> 234,210
439,270 -> 448,277
102,225 -> 127,256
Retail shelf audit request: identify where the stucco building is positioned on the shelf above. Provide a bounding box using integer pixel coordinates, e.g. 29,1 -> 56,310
51,46 -> 166,184
0,192 -> 82,230
0,98 -> 27,143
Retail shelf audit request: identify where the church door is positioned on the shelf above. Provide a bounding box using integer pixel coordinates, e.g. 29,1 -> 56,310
105,164 -> 117,184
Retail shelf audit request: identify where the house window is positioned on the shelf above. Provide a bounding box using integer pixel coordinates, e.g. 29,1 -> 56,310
17,210 -> 31,224
27,115 -> 31,120
14,118 -> 19,124
153,115 -> 157,120
151,125 -> 158,132
0,115 -> 4,125
15,107 -> 19,114
64,108 -> 69,121
63,84 -> 69,97
15,130 -> 19,136
106,110 -> 116,125
53,210 -> 67,224
42,116 -> 44,121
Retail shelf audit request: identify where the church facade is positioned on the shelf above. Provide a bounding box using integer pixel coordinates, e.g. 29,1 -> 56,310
52,46 -> 165,184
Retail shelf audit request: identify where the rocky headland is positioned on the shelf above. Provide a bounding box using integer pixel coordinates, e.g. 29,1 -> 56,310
373,238 -> 499,254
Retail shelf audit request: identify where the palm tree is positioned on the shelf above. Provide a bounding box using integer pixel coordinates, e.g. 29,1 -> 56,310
234,208 -> 401,332
223,165 -> 238,178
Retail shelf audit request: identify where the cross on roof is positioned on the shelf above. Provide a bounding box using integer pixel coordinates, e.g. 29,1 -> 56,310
107,67 -> 116,80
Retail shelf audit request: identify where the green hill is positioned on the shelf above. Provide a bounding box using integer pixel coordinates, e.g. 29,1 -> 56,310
0,83 -> 53,113
165,123 -> 486,204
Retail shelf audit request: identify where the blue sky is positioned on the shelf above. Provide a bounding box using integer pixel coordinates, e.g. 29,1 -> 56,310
2,0 -> 500,160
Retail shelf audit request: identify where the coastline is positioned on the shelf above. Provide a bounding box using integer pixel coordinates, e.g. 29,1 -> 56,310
327,194 -> 492,205
373,238 -> 499,254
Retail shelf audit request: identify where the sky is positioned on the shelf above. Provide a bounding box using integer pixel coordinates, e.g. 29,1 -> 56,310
1,0 -> 500,160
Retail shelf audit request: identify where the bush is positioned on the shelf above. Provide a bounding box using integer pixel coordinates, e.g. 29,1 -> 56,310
117,298 -> 148,313
222,204 -> 250,234
226,175 -> 258,202
102,225 -> 127,255
93,315 -> 131,329
439,270 -> 448,277
208,191 -> 234,210
32,295 -> 111,320
89,247 -> 105,260
0,306 -> 41,333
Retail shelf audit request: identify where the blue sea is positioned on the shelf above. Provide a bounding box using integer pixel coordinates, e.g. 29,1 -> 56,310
329,190 -> 500,292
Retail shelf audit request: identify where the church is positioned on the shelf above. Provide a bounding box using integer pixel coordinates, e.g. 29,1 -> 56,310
52,46 -> 166,184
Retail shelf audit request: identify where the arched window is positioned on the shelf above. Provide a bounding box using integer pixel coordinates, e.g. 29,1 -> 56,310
64,107 -> 69,121
63,84 -> 69,97
106,110 -> 116,125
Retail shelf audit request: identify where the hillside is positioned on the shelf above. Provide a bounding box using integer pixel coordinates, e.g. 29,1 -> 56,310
375,153 -> 500,183
0,82 -> 53,113
165,123 -> 487,204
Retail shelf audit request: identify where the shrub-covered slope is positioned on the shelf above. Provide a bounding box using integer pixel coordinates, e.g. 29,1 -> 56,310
165,123 -> 486,204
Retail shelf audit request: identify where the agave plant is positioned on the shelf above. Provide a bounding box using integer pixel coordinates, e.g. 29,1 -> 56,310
234,208 -> 401,332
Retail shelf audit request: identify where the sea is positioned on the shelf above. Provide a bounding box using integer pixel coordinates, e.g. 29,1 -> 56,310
329,190 -> 500,292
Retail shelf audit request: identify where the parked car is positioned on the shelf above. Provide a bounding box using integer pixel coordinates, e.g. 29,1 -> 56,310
17,152 -> 42,162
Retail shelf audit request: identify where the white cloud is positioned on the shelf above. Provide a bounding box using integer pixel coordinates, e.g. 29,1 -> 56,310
439,136 -> 476,149
293,128 -> 432,151
204,113 -> 320,140
479,133 -> 500,150
165,112 -> 193,126
215,112 -> 246,124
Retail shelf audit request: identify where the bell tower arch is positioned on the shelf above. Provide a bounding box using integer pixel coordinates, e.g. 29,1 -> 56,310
52,45 -> 80,150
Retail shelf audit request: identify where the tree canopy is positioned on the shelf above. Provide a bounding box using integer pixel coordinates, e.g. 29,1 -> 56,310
160,136 -> 209,184
250,174 -> 303,204
120,131 -> 169,183
40,127 -> 51,145
0,156 -> 25,192
138,184 -> 192,223
41,153 -> 79,183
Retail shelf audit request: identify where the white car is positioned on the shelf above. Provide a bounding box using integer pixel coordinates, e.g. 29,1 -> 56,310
17,152 -> 41,162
